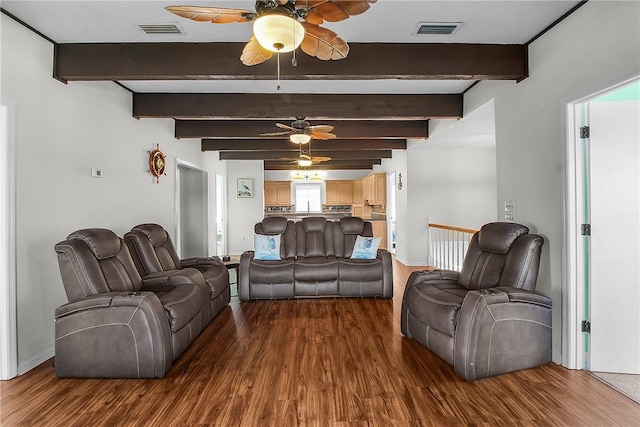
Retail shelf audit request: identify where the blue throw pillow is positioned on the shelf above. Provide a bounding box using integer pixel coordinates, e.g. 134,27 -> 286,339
350,235 -> 381,260
254,234 -> 281,260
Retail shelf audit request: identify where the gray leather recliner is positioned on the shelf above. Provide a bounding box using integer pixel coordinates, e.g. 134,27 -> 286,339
54,228 -> 211,378
401,222 -> 552,380
124,223 -> 230,322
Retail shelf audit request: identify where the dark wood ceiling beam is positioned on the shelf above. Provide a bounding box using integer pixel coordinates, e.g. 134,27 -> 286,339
220,150 -> 392,161
201,139 -> 407,151
265,160 -> 379,170
54,43 -> 527,82
134,94 -> 461,120
181,120 -> 426,139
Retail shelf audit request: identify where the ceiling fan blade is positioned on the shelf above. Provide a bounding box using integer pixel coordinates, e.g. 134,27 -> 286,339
276,123 -> 296,131
312,156 -> 332,163
305,0 -> 376,23
310,132 -> 337,140
241,36 -> 273,66
259,131 -> 291,137
308,124 -> 334,133
301,23 -> 349,61
165,5 -> 256,23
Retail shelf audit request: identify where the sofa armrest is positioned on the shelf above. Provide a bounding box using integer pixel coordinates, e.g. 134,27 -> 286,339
54,292 -> 172,378
238,251 -> 254,301
181,256 -> 224,269
403,269 -> 460,293
377,249 -> 394,298
453,288 -> 552,381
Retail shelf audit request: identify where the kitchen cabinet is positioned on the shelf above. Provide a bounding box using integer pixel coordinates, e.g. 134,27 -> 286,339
264,181 -> 291,206
363,173 -> 386,206
325,180 -> 353,204
371,221 -> 387,250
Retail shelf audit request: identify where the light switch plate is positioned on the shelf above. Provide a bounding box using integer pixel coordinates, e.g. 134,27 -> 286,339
504,200 -> 516,212
91,168 -> 104,178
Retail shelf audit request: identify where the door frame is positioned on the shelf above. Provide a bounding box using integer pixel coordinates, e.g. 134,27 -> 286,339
562,75 -> 640,370
175,159 -> 208,258
215,173 -> 227,256
0,97 -> 18,380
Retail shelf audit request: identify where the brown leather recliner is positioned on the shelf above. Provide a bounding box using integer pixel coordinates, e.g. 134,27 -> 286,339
54,228 -> 210,378
124,223 -> 230,322
401,222 -> 552,380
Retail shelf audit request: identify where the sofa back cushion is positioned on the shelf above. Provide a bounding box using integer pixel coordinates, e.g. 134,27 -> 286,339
295,217 -> 335,258
125,223 -> 183,274
333,217 -> 374,258
55,228 -> 143,302
255,216 -> 296,259
458,222 -> 542,291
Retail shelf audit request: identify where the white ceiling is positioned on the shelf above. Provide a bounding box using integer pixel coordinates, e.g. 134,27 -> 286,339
2,1 -> 581,44
1,0 -> 580,150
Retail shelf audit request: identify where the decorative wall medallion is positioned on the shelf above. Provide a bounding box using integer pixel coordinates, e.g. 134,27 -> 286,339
149,144 -> 166,183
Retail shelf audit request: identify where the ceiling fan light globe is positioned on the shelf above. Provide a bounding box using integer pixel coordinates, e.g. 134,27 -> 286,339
253,15 -> 304,52
298,158 -> 313,167
289,133 -> 311,144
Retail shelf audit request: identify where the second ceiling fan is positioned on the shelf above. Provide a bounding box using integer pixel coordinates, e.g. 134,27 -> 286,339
261,117 -> 337,143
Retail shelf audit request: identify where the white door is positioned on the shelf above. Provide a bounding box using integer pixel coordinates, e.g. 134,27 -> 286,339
588,86 -> 640,374
176,162 -> 208,258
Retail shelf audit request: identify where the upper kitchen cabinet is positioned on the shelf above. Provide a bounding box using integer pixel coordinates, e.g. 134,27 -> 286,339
325,180 -> 353,205
264,181 -> 291,206
363,173 -> 386,206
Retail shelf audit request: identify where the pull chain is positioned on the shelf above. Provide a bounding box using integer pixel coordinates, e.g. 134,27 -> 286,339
276,50 -> 281,91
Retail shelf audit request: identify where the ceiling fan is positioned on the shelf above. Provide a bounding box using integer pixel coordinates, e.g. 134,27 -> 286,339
165,0 -> 377,66
261,117 -> 337,143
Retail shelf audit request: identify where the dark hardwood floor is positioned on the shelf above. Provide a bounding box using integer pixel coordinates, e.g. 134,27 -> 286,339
1,258 -> 638,426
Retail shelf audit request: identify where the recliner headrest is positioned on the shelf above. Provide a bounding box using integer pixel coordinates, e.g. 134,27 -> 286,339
339,217 -> 365,235
302,216 -> 326,232
68,228 -> 122,260
477,222 -> 529,254
130,223 -> 168,247
261,216 -> 288,234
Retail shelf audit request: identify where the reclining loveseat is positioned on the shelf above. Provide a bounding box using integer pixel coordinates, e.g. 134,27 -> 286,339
238,216 -> 393,300
401,222 -> 552,380
54,228 -> 215,378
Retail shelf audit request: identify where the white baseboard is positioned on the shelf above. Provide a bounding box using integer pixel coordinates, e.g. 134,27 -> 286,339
18,347 -> 54,375
553,349 -> 563,365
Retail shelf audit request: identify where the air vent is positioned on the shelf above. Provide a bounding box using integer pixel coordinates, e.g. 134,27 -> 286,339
413,22 -> 462,36
138,24 -> 184,35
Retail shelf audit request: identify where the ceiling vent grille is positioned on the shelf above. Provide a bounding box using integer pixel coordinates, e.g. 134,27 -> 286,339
138,24 -> 184,35
413,22 -> 462,36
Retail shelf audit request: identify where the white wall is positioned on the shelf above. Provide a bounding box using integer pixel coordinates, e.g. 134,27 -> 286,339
402,148 -> 497,266
226,160 -> 264,255
1,15 -> 207,373
464,1 -> 640,362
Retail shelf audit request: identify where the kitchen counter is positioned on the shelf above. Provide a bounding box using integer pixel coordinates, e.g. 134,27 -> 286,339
264,212 -> 352,220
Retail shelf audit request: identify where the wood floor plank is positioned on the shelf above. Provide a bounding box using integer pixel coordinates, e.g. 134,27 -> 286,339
1,258 -> 638,426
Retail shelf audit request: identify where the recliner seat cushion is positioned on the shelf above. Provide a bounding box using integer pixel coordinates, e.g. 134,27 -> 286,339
338,258 -> 384,282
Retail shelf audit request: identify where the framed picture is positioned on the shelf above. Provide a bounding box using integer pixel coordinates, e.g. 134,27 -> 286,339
237,178 -> 254,198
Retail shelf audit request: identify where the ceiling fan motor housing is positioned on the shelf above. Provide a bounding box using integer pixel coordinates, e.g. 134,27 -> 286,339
255,0 -> 298,19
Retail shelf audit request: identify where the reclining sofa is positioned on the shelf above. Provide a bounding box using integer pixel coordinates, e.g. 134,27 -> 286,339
239,216 -> 393,300
54,226 -> 229,378
401,222 -> 552,380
